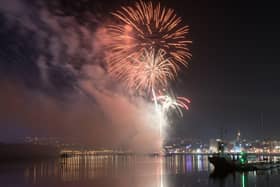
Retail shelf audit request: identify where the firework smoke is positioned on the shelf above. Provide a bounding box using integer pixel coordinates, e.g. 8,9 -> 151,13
0,0 -> 165,152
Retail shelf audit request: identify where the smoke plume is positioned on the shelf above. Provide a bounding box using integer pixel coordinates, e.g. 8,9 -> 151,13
0,0 -> 162,152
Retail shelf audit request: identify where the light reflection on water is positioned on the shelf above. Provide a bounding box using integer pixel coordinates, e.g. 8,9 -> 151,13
1,155 -> 280,187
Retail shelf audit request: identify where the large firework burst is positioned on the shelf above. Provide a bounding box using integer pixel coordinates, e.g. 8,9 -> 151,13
106,0 -> 191,91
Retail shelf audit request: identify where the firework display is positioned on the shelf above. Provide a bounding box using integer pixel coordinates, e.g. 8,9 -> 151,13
104,1 -> 192,137
106,0 -> 191,92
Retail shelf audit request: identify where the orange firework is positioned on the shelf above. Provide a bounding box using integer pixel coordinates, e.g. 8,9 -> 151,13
105,0 -> 191,92
117,47 -> 176,92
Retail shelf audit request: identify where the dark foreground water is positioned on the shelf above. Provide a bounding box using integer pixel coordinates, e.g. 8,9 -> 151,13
1,155 -> 280,187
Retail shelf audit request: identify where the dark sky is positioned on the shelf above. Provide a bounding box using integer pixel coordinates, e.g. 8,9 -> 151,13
174,1 -> 280,140
0,0 -> 280,143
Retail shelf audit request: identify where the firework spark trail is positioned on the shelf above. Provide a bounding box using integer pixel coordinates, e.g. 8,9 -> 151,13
156,95 -> 191,117
118,47 -> 176,137
105,0 -> 191,93
151,94 -> 190,138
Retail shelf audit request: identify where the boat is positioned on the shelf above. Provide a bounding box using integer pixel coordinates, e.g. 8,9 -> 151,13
209,153 -> 257,172
209,154 -> 238,172
209,154 -> 280,172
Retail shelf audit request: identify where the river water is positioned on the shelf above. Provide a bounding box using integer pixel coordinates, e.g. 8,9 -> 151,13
0,155 -> 280,187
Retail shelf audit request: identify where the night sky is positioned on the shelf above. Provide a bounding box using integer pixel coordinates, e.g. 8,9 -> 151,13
0,0 -> 280,143
176,1 -> 280,140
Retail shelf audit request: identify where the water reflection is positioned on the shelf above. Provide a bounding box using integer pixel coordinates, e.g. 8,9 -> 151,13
24,155 -> 136,183
22,155 -> 211,183
164,155 -> 210,175
1,155 -> 280,187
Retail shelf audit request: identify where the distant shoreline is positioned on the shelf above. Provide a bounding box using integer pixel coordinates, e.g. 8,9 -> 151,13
0,143 -> 60,162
